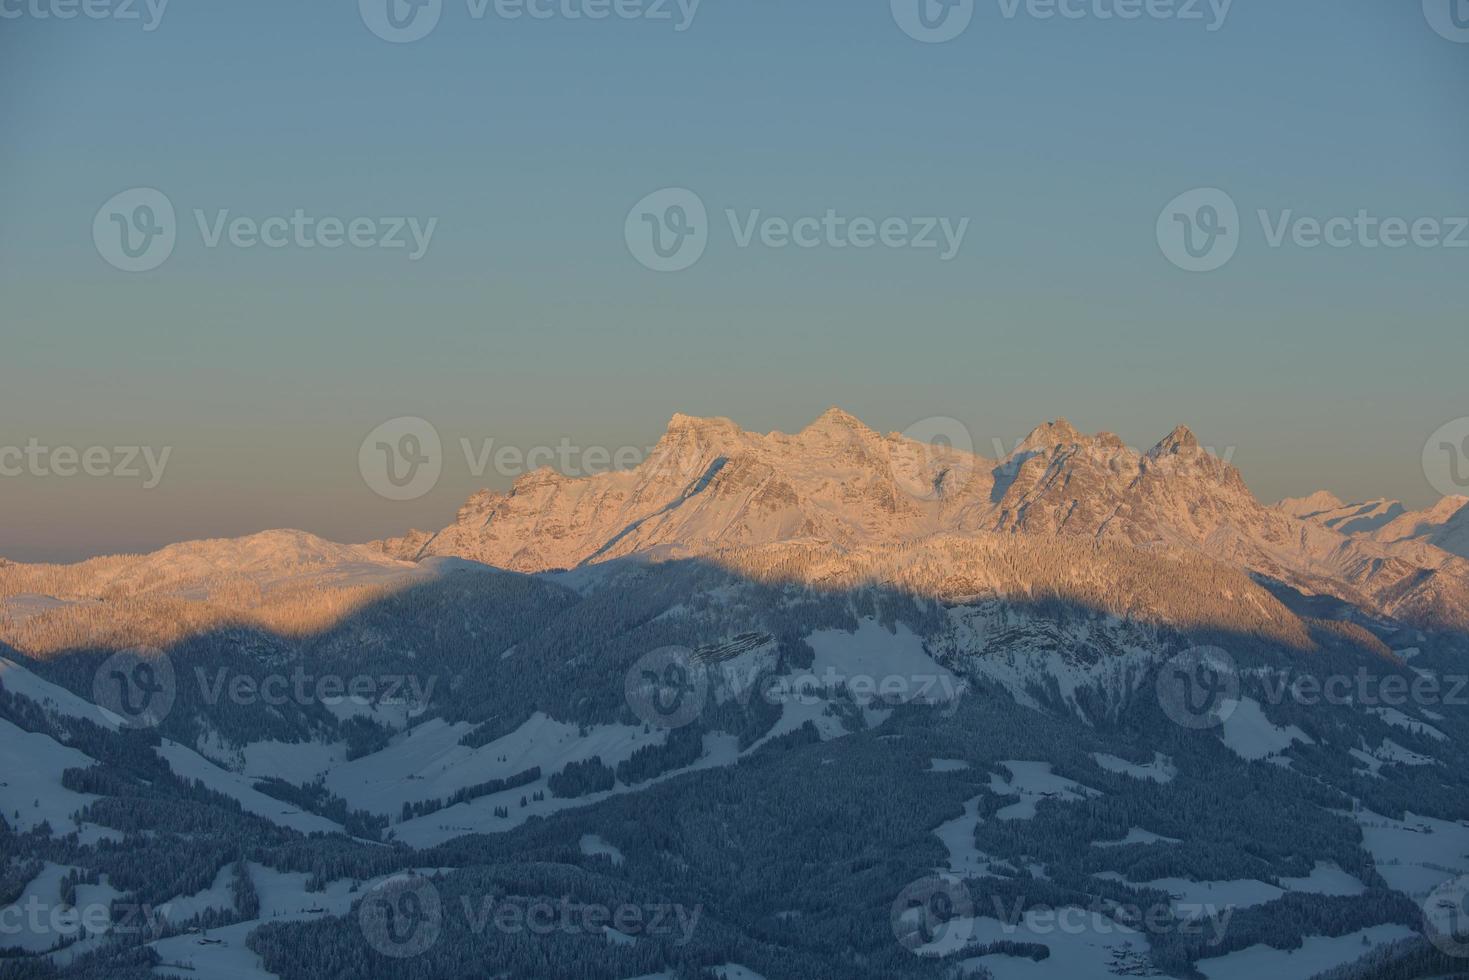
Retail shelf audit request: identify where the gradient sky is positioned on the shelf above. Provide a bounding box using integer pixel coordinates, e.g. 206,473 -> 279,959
2,0 -> 1467,562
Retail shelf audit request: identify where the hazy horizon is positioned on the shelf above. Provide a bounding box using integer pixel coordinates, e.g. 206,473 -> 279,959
0,403 -> 1457,564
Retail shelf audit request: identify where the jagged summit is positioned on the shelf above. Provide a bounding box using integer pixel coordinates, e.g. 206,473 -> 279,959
1016,418 -> 1084,453
11,407 -> 1465,634
360,408 -> 1469,632
1147,424 -> 1199,458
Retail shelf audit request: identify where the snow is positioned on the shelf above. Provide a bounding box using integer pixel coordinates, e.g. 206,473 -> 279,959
1,863 -> 121,954
1092,873 -> 1282,915
933,909 -> 1151,979
1368,707 -> 1446,741
933,796 -> 997,876
989,761 -> 1100,821
1093,827 -> 1180,848
155,741 -> 343,836
0,594 -> 99,625
1091,752 -> 1175,783
805,619 -> 959,706
159,864 -> 236,925
0,657 -> 120,730
238,740 -> 344,785
0,718 -> 100,836
152,922 -> 275,980
1195,924 -> 1417,979
150,863 -> 446,980
1355,809 -> 1469,896
332,716 -> 736,847
711,967 -> 768,980
1373,738 -> 1436,766
579,833 -> 625,866
325,714 -> 661,818
1219,698 -> 1311,761
1279,862 -> 1365,897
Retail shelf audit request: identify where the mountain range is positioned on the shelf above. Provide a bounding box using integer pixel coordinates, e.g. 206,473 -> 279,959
2,409 -> 1467,980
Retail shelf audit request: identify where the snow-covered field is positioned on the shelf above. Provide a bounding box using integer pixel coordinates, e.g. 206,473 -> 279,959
989,761 -> 1100,821
0,718 -> 100,836
1194,924 -> 1418,979
1355,809 -> 1469,896
1091,751 -> 1175,783
1219,698 -> 1312,761
933,796 -> 997,876
934,909 -> 1152,979
1,862 -> 121,954
155,741 -> 343,836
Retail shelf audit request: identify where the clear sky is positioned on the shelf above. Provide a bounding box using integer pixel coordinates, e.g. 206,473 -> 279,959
2,0 -> 1466,562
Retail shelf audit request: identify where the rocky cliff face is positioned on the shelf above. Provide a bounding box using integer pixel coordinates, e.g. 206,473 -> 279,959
368,409 -> 1469,632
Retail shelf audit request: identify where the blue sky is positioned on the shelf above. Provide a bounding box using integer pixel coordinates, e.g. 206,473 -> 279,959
1,0 -> 1466,560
